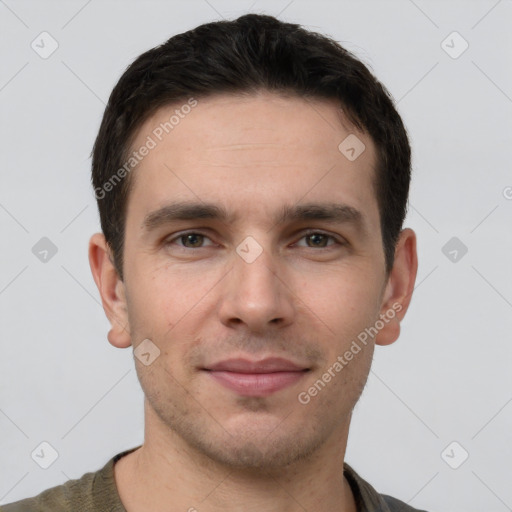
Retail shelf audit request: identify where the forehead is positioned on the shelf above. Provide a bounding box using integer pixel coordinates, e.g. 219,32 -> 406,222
125,91 -> 380,234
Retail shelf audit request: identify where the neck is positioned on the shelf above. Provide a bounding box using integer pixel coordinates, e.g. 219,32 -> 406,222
115,403 -> 357,512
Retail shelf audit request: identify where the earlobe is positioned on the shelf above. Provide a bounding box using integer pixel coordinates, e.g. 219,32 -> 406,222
88,233 -> 132,349
375,228 -> 418,347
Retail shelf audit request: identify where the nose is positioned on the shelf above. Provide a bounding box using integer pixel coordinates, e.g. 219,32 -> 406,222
217,243 -> 295,334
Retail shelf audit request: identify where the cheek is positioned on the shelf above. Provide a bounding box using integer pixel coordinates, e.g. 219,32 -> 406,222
125,268 -> 213,375
329,340 -> 375,405
126,261 -> 207,335
300,268 -> 381,344
298,334 -> 375,420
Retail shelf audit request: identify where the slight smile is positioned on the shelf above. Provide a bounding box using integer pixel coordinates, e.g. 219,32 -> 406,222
203,357 -> 311,397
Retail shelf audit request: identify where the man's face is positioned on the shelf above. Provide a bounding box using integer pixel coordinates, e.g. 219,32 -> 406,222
120,91 -> 390,468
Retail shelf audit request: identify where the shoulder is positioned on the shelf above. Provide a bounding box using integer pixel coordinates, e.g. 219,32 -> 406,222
343,461 -> 432,512
0,448 -> 134,512
0,471 -> 96,512
1,446 -> 140,512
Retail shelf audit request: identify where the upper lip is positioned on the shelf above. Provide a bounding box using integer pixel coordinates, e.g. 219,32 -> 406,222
205,357 -> 308,373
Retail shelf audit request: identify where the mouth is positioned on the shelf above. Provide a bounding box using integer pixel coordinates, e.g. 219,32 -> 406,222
202,357 -> 310,397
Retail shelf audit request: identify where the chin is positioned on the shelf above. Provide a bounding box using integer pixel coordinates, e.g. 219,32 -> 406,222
199,436 -> 318,470
185,415 -> 332,470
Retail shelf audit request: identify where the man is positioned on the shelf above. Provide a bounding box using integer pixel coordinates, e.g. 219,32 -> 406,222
2,13 -> 425,512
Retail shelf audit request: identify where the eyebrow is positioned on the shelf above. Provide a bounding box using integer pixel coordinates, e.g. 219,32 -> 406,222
142,200 -> 367,235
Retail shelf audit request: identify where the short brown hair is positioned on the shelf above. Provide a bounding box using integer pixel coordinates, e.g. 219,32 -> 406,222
91,13 -> 411,280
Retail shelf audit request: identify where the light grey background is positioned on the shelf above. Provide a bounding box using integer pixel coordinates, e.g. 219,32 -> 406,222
1,1 -> 511,510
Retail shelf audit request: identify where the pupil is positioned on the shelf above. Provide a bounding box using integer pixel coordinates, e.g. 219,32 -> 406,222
309,234 -> 325,247
186,234 -> 202,247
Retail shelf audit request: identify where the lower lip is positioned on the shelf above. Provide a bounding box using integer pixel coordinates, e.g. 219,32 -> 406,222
206,370 -> 306,397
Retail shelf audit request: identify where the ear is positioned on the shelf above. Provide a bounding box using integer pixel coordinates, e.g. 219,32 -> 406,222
375,228 -> 418,347
88,233 -> 132,348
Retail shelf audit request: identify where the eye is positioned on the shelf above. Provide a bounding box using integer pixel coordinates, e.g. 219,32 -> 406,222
165,230 -> 343,250
167,232 -> 215,249
295,231 -> 342,249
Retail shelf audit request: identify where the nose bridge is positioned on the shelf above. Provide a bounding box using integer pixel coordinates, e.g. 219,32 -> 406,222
236,240 -> 278,295
218,235 -> 294,330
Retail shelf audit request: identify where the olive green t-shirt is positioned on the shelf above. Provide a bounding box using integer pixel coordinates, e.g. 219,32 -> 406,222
1,446 -> 429,511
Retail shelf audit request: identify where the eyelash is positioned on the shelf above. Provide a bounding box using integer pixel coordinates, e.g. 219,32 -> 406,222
165,230 -> 344,250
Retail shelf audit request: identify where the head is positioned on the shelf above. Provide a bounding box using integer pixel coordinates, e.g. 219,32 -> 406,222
89,14 -> 417,470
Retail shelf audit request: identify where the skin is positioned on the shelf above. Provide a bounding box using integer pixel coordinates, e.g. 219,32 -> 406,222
89,90 -> 418,512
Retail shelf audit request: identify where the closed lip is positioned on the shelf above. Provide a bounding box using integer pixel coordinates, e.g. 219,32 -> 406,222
203,357 -> 310,397
204,357 -> 309,373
